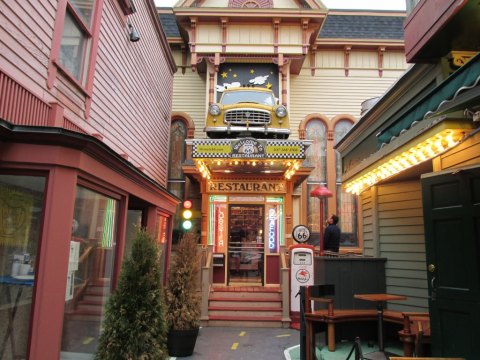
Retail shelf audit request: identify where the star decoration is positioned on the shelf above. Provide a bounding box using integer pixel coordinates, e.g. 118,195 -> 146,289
250,69 -> 255,74
266,82 -> 272,89
221,72 -> 228,78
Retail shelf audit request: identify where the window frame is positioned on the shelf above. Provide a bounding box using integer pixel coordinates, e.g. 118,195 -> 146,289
48,0 -> 105,109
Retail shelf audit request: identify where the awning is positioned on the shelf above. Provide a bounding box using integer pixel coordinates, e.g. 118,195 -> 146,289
377,52 -> 480,146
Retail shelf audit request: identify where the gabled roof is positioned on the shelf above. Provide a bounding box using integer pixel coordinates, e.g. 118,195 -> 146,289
320,13 -> 405,40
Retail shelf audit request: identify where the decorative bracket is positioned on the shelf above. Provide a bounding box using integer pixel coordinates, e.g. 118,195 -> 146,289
208,53 -> 226,73
344,45 -> 351,77
310,45 -> 317,76
221,18 -> 228,53
378,46 -> 385,77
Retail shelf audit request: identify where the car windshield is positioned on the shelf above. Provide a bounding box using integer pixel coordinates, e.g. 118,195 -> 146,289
220,90 -> 275,106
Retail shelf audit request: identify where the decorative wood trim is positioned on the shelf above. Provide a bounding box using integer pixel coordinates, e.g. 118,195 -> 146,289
302,18 -> 309,55
228,0 -> 273,7
310,45 -> 317,76
221,17 -> 228,53
209,71 -> 215,104
273,18 -> 280,55
377,46 -> 385,77
208,53 -> 225,73
48,102 -> 65,127
190,17 -> 197,53
344,45 -> 351,77
181,44 -> 187,75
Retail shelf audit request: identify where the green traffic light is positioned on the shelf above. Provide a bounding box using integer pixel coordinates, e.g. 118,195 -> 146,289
182,220 -> 192,230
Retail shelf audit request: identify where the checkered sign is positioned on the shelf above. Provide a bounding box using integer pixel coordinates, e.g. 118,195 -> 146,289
192,138 -> 307,159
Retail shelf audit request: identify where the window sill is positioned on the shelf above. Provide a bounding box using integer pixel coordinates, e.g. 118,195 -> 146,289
53,60 -> 91,99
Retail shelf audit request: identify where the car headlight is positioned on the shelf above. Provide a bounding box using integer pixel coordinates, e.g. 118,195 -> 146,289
209,104 -> 221,116
275,105 -> 287,118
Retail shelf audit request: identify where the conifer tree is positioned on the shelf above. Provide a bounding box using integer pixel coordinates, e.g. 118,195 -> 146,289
165,232 -> 201,331
95,228 -> 168,360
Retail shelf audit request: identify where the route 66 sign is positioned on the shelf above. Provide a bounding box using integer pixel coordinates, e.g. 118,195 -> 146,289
292,225 -> 311,243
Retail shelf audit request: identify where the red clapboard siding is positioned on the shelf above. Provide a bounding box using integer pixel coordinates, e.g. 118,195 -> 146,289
87,0 -> 174,186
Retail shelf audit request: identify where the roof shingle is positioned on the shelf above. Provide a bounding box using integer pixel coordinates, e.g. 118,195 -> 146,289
320,15 -> 404,40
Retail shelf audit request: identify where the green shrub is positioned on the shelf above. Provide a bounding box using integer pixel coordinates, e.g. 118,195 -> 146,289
165,232 -> 201,330
95,228 -> 168,359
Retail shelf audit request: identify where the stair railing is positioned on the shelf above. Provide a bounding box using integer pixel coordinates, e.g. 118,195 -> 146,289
280,246 -> 291,324
200,244 -> 213,321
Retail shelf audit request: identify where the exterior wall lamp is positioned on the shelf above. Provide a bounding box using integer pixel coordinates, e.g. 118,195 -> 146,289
128,20 -> 140,42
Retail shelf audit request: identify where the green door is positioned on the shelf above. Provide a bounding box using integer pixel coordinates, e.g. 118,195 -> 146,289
421,167 -> 480,359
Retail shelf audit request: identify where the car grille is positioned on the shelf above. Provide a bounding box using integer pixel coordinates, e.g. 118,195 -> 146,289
224,109 -> 271,126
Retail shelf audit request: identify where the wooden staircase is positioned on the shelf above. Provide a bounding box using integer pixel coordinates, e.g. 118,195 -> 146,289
204,286 -> 290,328
66,279 -> 110,321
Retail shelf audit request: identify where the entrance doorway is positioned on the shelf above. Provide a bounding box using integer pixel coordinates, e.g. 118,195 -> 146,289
228,205 -> 264,285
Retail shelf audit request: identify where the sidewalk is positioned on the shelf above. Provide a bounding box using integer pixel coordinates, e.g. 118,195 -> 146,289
167,326 -> 404,360
169,326 -> 300,359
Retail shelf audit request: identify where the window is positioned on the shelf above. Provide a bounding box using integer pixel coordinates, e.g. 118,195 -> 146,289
305,120 -> 327,235
334,120 -> 358,247
60,0 -> 95,84
60,186 -> 119,358
168,120 -> 187,243
0,174 -> 46,359
49,0 -> 101,89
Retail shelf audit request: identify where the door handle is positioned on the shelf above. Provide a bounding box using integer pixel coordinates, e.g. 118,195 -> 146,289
430,276 -> 437,301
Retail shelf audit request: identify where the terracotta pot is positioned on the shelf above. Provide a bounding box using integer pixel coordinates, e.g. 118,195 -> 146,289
167,328 -> 199,357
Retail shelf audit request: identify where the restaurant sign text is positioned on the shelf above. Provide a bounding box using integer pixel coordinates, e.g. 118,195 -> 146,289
208,181 -> 286,194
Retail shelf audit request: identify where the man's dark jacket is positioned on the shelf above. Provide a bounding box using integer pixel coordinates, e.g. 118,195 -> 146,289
324,224 -> 340,252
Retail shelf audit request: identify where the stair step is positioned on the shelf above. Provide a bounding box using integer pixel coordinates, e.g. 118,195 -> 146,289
76,303 -> 103,312
209,292 -> 281,300
209,305 -> 281,311
206,315 -> 284,328
209,299 -> 280,307
209,309 -> 281,317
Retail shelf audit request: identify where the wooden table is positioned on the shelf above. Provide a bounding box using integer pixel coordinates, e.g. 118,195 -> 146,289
354,293 -> 407,360
0,275 -> 35,359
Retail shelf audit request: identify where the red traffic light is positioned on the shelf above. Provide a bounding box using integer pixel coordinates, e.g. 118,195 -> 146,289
183,200 -> 192,209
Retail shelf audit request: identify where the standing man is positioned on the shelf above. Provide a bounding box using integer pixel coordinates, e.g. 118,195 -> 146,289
324,214 -> 341,252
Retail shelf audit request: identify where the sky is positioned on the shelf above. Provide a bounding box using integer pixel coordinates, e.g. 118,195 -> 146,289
155,0 -> 407,10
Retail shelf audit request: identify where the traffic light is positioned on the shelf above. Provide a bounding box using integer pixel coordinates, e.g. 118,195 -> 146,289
181,200 -> 193,230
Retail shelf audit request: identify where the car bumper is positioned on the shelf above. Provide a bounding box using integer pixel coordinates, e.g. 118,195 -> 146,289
205,126 -> 290,135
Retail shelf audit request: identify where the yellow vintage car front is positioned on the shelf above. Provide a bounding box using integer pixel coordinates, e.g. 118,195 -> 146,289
205,87 -> 290,139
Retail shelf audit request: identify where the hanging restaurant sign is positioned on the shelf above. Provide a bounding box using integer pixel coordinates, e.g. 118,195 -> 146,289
191,138 -> 307,159
207,180 -> 286,193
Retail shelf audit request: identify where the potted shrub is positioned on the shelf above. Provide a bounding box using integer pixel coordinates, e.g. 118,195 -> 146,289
165,232 -> 201,357
95,228 -> 168,360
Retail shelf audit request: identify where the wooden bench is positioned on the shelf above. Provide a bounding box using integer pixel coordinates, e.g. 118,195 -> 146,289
303,285 -> 430,358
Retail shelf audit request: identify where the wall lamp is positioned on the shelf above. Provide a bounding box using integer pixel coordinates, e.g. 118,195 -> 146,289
128,20 -> 140,42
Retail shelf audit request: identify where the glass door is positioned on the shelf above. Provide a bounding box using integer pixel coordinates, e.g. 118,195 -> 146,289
227,205 -> 264,285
